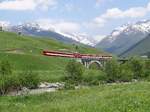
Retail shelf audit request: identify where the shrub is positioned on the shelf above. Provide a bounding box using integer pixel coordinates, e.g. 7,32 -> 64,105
0,60 -> 14,95
0,60 -> 12,76
64,82 -> 75,90
83,70 -> 106,85
0,75 -> 7,95
143,60 -> 150,80
119,63 -> 134,82
128,57 -> 144,79
89,63 -> 102,70
0,74 -> 21,94
104,59 -> 120,82
0,60 -> 40,95
65,60 -> 84,85
19,71 -> 40,89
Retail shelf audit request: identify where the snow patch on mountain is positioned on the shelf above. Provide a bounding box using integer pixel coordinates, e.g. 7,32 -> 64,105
55,31 -> 96,46
0,21 -> 96,46
21,22 -> 96,46
104,20 -> 150,43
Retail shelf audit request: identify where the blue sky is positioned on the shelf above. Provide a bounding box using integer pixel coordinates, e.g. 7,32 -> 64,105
0,0 -> 150,40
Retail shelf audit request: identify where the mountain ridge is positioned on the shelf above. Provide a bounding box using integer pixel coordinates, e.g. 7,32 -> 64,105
96,20 -> 150,55
119,34 -> 150,57
0,21 -> 96,46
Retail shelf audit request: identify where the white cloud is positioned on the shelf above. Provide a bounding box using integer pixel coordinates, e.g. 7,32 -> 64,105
93,17 -> 106,27
0,0 -> 57,11
0,20 -> 10,26
93,35 -> 106,42
101,7 -> 147,19
54,22 -> 80,33
36,19 -> 81,33
92,2 -> 150,27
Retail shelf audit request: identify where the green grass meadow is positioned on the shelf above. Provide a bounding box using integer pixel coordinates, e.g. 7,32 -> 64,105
0,82 -> 150,112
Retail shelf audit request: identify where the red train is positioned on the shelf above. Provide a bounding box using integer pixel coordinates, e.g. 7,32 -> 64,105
43,50 -> 112,59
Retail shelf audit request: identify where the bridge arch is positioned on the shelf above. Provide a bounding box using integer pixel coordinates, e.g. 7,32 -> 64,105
87,60 -> 103,69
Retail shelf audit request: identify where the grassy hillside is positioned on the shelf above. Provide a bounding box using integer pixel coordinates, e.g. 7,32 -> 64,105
0,31 -> 100,55
0,31 -> 102,81
0,82 -> 150,112
120,34 -> 150,57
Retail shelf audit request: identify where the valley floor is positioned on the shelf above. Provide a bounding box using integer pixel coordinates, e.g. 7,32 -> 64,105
0,82 -> 150,112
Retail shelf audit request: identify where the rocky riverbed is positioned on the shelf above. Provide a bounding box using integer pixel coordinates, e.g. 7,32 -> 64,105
8,82 -> 64,96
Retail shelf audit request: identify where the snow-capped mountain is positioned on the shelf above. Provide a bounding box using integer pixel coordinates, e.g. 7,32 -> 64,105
96,20 -> 150,55
56,32 -> 97,46
1,21 -> 96,46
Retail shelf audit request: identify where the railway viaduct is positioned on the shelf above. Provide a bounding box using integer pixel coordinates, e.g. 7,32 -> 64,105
43,50 -> 115,68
